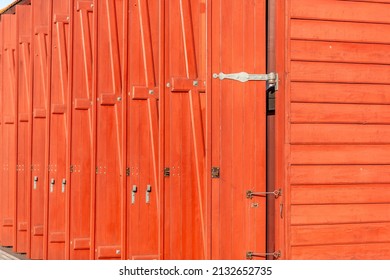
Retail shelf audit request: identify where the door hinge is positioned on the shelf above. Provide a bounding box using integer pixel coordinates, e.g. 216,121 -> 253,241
70,165 -> 74,173
211,167 -> 220,178
164,167 -> 170,177
246,250 -> 281,259
213,72 -> 278,90
126,167 -> 130,176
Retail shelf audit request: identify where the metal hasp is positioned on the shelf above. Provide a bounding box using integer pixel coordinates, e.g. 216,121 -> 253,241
146,185 -> 152,204
246,189 -> 282,199
50,179 -> 55,193
131,185 -> 137,204
61,179 -> 66,193
246,250 -> 281,259
33,176 -> 38,190
213,72 -> 278,90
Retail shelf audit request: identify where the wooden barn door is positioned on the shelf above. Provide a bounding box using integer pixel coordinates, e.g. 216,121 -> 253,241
47,0 -> 71,260
127,0 -> 159,260
1,14 -> 17,248
163,0 -> 207,259
30,0 -> 52,260
69,0 -> 95,260
163,0 -> 268,260
94,0 -> 125,259
16,5 -> 32,255
210,0 -> 268,260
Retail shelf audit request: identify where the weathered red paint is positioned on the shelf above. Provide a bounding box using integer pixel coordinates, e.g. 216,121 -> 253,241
15,4 -> 32,255
1,13 -> 17,248
30,0 -> 51,260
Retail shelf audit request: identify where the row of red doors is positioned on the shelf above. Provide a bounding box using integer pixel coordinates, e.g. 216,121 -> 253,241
0,0 -> 269,260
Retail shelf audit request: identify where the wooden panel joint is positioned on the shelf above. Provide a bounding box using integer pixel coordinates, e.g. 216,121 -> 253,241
100,93 -> 118,106
73,238 -> 90,250
77,1 -> 94,12
52,104 -> 66,114
3,115 -> 14,124
49,232 -> 66,243
33,108 -> 46,118
74,98 -> 92,110
132,86 -> 159,100
97,246 -> 121,259
54,14 -> 70,24
19,113 -> 29,122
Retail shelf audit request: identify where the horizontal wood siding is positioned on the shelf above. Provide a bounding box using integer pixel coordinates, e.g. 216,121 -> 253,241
286,0 -> 390,259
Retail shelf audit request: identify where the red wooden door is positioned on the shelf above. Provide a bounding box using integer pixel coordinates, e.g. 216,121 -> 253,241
30,0 -> 51,260
210,0 -> 267,259
46,0 -> 71,260
1,14 -> 17,248
163,0 -> 207,259
15,5 -> 32,254
69,0 -> 95,260
94,0 -> 125,259
127,0 -> 159,260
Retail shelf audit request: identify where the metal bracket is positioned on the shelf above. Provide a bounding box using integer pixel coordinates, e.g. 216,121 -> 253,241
62,179 -> 66,193
211,167 -> 220,178
146,185 -> 151,204
33,176 -> 38,190
213,72 -> 278,90
131,185 -> 137,204
50,178 -> 55,193
246,189 -> 282,199
246,250 -> 281,259
70,165 -> 74,173
164,167 -> 170,177
126,167 -> 130,176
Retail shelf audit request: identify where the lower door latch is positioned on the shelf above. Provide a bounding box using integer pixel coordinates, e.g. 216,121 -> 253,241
246,251 -> 281,259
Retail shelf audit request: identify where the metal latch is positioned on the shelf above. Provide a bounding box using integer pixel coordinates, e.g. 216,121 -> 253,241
213,72 -> 278,90
62,179 -> 66,193
131,185 -> 137,204
33,176 -> 38,190
246,189 -> 282,199
246,251 -> 281,259
146,185 -> 151,204
211,167 -> 220,178
50,178 -> 55,193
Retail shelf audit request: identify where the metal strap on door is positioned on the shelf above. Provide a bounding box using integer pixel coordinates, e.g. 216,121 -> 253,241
213,71 -> 278,90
